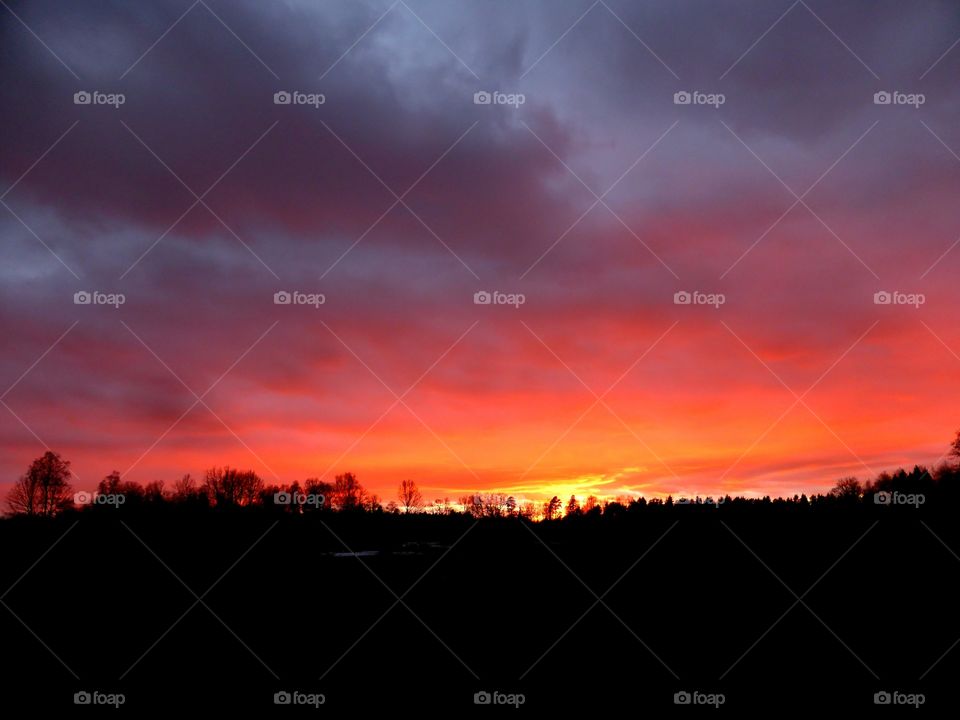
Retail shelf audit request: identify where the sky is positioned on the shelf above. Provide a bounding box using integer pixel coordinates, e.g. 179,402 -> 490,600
2,0 -> 960,505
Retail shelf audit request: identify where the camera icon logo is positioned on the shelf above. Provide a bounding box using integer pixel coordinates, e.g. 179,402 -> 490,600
674,691 -> 692,704
74,91 -> 92,105
274,290 -> 292,305
473,290 -> 492,305
474,91 -> 492,105
673,290 -> 692,305
74,291 -> 92,305
74,691 -> 92,704
474,691 -> 491,705
274,492 -> 292,505
873,91 -> 892,105
74,491 -> 94,505
874,491 -> 891,505
274,691 -> 292,705
873,290 -> 891,305
274,91 -> 292,105
874,691 -> 891,705
674,91 -> 692,105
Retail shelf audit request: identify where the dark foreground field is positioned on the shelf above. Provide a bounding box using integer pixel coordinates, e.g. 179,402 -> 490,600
2,505 -> 957,713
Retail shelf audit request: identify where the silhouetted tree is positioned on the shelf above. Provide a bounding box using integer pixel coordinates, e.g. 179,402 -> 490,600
459,493 -> 511,518
98,471 -> 122,496
830,476 -> 862,501
398,479 -> 423,513
142,480 -> 165,503
331,472 -> 367,511
459,494 -> 479,518
950,428 -> 960,462
5,451 -> 73,516
363,493 -> 382,512
301,477 -> 332,512
88,471 -> 146,506
565,495 -> 581,517
543,496 -> 561,520
604,500 -> 626,518
171,473 -> 207,506
173,474 -> 195,498
203,467 -> 263,507
485,493 -> 508,517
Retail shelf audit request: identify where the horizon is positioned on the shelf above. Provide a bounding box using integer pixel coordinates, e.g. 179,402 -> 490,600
6,444 -> 948,520
4,442 -> 957,509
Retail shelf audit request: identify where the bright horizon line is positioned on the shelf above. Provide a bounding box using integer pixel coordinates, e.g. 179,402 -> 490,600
22,439 -> 952,507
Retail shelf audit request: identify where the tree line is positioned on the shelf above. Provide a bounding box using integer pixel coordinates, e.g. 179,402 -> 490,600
5,431 -> 960,519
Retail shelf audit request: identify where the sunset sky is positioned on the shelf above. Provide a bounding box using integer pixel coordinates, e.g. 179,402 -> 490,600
2,0 -> 960,504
